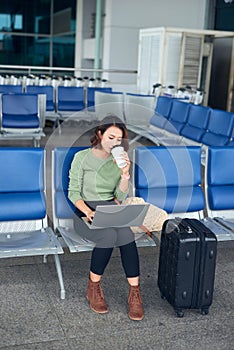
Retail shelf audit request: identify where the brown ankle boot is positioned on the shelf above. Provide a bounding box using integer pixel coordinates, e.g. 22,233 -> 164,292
128,285 -> 144,321
86,279 -> 108,314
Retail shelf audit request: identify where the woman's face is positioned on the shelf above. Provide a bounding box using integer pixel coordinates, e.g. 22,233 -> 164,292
99,126 -> 123,154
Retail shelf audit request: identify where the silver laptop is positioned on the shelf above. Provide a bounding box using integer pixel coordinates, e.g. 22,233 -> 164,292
82,204 -> 150,229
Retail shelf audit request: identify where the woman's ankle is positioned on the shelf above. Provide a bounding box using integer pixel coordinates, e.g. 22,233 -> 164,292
127,276 -> 139,287
90,271 -> 102,283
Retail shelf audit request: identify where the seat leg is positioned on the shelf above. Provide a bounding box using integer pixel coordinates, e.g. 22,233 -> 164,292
33,138 -> 40,147
54,254 -> 66,299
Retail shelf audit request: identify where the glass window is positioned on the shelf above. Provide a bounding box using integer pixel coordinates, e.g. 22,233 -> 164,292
0,14 -> 22,32
0,34 -> 50,66
0,0 -> 51,35
0,0 -> 76,67
53,34 -> 75,67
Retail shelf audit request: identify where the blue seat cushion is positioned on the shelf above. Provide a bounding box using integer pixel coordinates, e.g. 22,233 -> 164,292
2,114 -> 40,128
57,101 -> 85,111
0,192 -> 46,221
202,132 -> 230,146
208,186 -> 234,210
180,125 -> 205,142
135,186 -> 204,213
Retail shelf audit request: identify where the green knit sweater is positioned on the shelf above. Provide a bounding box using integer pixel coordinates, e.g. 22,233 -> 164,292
68,148 -> 129,204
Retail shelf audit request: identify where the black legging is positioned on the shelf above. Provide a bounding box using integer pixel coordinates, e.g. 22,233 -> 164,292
73,200 -> 140,278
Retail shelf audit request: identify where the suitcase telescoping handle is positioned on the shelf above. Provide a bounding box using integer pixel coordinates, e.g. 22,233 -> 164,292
175,217 -> 193,234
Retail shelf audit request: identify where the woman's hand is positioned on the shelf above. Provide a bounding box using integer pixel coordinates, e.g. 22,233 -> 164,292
121,151 -> 131,176
75,199 -> 95,222
85,209 -> 95,222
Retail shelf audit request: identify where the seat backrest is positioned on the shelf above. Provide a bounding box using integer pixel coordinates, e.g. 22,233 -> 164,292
2,93 -> 38,116
124,93 -> 156,126
57,86 -> 85,111
180,104 -> 212,142
0,84 -> 23,94
205,146 -> 234,219
185,104 -> 211,129
95,91 -> 125,121
52,147 -> 88,229
26,85 -> 55,111
168,99 -> 190,123
133,146 -> 204,217
0,147 -> 46,226
86,87 -> 112,110
206,109 -> 234,137
1,93 -> 40,130
154,96 -> 174,118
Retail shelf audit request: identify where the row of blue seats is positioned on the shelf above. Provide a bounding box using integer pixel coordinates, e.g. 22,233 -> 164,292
149,96 -> 234,147
0,84 -> 113,113
1,146 -> 234,299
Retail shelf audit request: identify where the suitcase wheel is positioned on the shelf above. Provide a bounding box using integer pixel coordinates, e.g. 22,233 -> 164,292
175,309 -> 184,318
200,308 -> 209,315
160,293 -> 166,300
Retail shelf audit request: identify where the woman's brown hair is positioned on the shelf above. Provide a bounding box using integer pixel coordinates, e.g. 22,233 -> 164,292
90,114 -> 129,151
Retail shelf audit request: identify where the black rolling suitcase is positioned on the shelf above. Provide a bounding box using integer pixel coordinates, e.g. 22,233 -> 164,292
158,218 -> 217,317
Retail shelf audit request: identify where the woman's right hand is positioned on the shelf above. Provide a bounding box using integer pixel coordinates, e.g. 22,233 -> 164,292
75,199 -> 95,222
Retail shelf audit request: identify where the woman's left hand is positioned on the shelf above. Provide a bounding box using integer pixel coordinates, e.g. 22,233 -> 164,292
121,151 -> 131,175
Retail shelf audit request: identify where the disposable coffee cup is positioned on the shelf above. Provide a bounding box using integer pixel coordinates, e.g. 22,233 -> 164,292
111,146 -> 127,168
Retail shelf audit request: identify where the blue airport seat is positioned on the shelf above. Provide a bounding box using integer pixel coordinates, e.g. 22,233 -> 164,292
86,87 -> 112,111
57,86 -> 85,113
133,146 -> 204,218
0,147 -> 65,299
125,93 -> 156,127
52,147 -> 156,252
1,93 -> 40,130
155,96 -> 174,118
163,100 -> 191,134
180,104 -> 211,142
202,146 -> 234,241
0,93 -> 45,146
26,85 -> 55,112
201,109 -> 234,146
205,146 -> 234,214
52,147 -> 94,253
25,85 -> 59,128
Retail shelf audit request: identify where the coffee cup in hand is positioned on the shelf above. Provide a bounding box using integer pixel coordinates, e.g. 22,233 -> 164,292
111,146 -> 127,168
